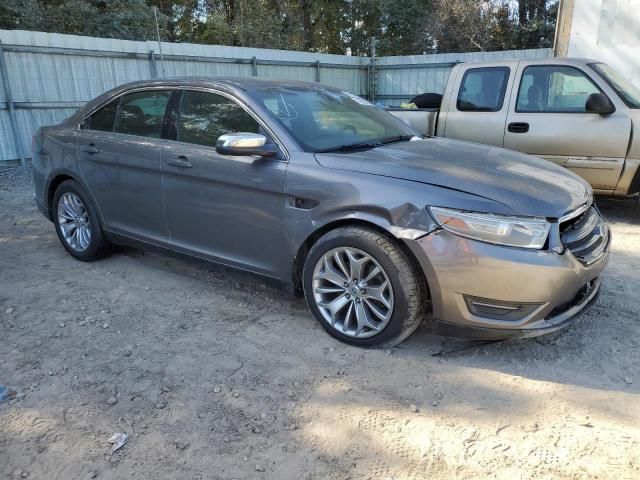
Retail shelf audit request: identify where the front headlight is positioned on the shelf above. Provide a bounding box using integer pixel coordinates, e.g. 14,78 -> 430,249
429,207 -> 550,249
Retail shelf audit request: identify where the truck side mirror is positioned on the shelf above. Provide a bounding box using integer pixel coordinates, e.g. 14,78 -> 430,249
216,133 -> 278,157
585,93 -> 615,115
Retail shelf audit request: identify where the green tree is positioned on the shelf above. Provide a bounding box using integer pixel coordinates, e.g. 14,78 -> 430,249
0,0 -> 46,30
93,0 -> 169,41
309,0 -> 350,54
374,0 -> 437,55
145,0 -> 202,42
0,0 -> 558,54
1,0 -> 167,40
516,0 -> 557,49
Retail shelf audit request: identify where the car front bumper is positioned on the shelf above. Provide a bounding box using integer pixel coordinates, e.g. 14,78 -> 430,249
404,228 -> 610,339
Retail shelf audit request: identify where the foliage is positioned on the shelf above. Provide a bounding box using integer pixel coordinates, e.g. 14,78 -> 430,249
0,0 -> 558,54
0,0 -> 169,40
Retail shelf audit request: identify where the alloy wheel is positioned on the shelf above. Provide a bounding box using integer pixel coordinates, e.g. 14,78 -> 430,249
311,247 -> 394,338
57,192 -> 92,252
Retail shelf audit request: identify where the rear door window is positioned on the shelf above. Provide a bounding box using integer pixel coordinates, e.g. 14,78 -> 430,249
516,65 -> 602,113
114,90 -> 172,138
177,90 -> 260,147
457,67 -> 510,112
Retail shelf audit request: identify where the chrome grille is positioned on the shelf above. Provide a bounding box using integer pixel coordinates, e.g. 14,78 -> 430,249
560,206 -> 609,265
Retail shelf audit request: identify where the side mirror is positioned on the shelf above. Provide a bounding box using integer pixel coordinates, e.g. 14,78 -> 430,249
585,93 -> 615,115
215,133 -> 277,157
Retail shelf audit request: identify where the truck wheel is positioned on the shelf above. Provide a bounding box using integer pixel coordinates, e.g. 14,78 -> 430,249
302,226 -> 427,347
53,180 -> 111,261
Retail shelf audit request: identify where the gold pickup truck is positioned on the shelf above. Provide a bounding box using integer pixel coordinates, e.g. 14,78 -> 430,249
388,57 -> 640,200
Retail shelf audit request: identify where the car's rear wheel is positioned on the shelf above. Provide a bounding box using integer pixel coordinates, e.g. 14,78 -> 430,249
303,226 -> 427,347
53,179 -> 110,261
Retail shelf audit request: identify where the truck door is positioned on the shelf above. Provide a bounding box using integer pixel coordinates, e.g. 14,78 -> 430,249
503,62 -> 631,194
440,64 -> 513,147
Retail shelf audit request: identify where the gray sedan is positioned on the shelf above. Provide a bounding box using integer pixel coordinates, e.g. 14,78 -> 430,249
32,77 -> 610,346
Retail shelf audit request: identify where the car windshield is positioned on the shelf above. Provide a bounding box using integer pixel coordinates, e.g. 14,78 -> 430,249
590,63 -> 640,109
246,86 -> 416,152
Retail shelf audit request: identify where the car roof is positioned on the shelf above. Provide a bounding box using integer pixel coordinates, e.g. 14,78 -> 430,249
69,75 -> 337,123
111,76 -> 334,91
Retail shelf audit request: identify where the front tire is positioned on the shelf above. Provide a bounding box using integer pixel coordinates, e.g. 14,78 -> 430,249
302,226 -> 427,347
53,179 -> 110,261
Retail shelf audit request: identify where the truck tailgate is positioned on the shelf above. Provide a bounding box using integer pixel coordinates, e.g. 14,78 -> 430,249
387,108 -> 439,136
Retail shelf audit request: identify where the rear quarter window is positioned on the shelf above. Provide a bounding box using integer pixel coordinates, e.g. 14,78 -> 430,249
86,100 -> 118,132
457,67 -> 510,112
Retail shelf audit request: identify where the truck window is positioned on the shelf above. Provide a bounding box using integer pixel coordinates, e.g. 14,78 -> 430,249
590,63 -> 640,109
457,67 -> 510,112
516,66 -> 602,113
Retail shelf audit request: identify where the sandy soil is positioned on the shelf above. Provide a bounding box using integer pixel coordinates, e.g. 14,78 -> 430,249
1,169 -> 639,480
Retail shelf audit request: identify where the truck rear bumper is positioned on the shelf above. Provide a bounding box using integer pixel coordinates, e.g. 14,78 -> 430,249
386,108 -> 438,137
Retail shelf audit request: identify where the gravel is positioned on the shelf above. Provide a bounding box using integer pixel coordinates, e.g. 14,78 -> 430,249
0,166 -> 33,190
1,170 -> 639,479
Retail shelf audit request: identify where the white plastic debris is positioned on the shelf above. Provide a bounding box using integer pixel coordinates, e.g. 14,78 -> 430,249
107,417 -> 133,454
107,432 -> 128,454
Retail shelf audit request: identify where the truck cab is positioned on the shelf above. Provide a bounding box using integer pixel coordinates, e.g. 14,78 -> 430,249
390,58 -> 640,198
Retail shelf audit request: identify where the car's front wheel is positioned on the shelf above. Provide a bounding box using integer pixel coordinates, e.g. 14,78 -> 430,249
303,226 -> 427,347
53,179 -> 110,261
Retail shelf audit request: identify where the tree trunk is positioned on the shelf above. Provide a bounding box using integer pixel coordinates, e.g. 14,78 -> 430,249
518,0 -> 527,26
299,0 -> 312,51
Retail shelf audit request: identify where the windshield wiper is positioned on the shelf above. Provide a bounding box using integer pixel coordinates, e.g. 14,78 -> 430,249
315,142 -> 383,153
315,135 -> 416,153
378,135 -> 416,145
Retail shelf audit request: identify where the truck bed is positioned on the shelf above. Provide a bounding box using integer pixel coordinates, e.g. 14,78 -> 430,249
386,107 -> 439,137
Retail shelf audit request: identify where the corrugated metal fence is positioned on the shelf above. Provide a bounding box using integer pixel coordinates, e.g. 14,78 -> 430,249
0,29 -> 551,164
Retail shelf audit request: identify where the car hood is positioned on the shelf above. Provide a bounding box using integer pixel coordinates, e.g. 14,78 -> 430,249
314,137 -> 591,218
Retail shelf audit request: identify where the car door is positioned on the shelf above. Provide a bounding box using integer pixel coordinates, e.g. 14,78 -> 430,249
78,89 -> 172,243
160,88 -> 288,277
503,63 -> 631,193
441,64 -> 513,147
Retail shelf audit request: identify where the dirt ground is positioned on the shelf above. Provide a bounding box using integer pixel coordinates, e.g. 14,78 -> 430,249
1,168 -> 639,480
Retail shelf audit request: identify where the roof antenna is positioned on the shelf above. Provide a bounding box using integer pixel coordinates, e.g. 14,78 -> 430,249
153,6 -> 166,78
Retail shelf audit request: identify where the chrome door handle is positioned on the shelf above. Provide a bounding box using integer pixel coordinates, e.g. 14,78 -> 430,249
80,144 -> 99,154
167,157 -> 193,168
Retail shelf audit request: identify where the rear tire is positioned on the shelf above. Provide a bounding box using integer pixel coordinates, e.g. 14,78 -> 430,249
302,226 -> 427,347
53,179 -> 111,261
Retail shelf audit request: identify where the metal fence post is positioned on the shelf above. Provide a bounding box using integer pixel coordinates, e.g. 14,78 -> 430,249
149,49 -> 158,78
366,64 -> 371,100
368,37 -> 378,104
252,56 -> 258,76
315,60 -> 321,82
0,40 -> 26,167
